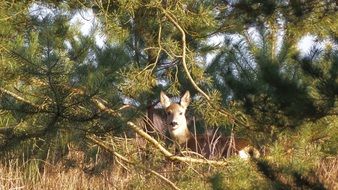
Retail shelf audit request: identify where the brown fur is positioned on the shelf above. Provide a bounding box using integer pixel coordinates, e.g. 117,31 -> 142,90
178,131 -> 252,159
165,103 -> 182,113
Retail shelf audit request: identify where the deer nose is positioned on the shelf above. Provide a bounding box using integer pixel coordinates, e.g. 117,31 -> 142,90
171,121 -> 178,126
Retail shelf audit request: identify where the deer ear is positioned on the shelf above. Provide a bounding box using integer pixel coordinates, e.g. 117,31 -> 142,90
160,91 -> 171,108
180,91 -> 190,109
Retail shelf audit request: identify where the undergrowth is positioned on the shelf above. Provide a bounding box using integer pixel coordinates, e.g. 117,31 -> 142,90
0,116 -> 337,190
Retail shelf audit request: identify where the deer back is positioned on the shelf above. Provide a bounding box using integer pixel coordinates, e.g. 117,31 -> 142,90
181,129 -> 253,159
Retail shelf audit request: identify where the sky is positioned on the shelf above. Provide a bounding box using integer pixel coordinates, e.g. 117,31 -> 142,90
31,3 -> 321,64
70,8 -> 318,54
70,9 -> 106,48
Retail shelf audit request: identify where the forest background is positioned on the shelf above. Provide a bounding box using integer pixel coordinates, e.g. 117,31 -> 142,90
0,0 -> 337,189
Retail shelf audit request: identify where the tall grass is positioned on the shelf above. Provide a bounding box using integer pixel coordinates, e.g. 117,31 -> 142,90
0,138 -> 268,190
0,146 -> 337,189
0,158 -> 118,189
1,116 -> 337,190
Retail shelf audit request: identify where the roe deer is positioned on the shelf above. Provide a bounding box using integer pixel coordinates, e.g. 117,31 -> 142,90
159,91 -> 260,159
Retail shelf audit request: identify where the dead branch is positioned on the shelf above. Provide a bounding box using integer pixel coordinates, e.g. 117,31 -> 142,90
87,136 -> 181,190
88,94 -> 228,166
160,8 -> 210,101
127,121 -> 228,166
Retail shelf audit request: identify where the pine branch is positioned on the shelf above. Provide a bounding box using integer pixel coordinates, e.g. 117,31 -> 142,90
0,87 -> 48,112
0,114 -> 59,150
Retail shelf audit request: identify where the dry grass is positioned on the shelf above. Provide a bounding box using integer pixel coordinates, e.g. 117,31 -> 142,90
0,157 -> 214,190
0,137 -> 211,190
317,157 -> 338,190
0,127 -> 337,190
2,156 -> 337,190
0,159 -> 130,190
0,135 -> 264,190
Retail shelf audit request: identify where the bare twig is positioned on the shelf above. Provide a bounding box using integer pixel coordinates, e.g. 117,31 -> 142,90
160,8 -> 210,100
158,8 -> 252,129
87,136 -> 181,190
87,89 -> 228,166
127,121 -> 228,166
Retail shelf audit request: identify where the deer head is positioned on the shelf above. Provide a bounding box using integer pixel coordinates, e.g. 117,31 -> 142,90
160,91 -> 191,145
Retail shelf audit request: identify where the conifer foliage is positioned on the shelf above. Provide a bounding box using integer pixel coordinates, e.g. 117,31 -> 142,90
0,0 -> 337,189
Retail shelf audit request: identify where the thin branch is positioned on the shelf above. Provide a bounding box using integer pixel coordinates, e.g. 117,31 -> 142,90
88,94 -> 228,165
160,8 -> 210,100
159,8 -> 250,128
0,114 -> 60,149
127,121 -> 228,166
91,98 -> 122,116
87,136 -> 181,190
0,87 -> 47,111
0,8 -> 26,21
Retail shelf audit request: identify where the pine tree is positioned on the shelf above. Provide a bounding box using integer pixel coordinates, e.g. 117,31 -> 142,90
0,1 -> 337,188
0,2 -> 102,158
